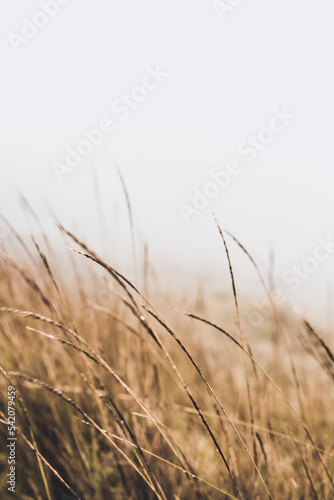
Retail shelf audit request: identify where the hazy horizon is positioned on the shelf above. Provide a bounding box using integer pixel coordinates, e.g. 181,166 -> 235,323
1,0 -> 334,326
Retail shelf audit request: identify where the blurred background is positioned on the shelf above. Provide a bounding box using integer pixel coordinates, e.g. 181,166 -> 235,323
0,0 -> 333,326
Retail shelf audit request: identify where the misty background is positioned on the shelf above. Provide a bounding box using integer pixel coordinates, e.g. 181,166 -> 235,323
1,0 -> 334,326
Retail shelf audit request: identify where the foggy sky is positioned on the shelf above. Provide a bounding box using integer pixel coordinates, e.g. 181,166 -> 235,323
1,0 -> 334,325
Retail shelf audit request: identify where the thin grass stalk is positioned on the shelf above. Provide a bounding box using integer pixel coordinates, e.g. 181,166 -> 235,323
295,443 -> 320,500
0,212 -> 35,262
213,215 -> 257,467
0,250 -> 56,314
116,165 -> 139,286
224,228 -> 306,417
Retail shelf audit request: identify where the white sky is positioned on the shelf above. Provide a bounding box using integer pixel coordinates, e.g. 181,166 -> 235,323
0,0 -> 334,325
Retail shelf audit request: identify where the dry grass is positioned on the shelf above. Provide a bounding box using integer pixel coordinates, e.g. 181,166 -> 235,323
0,215 -> 334,499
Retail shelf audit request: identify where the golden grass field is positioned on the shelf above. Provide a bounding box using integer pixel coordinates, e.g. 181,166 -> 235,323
0,208 -> 334,499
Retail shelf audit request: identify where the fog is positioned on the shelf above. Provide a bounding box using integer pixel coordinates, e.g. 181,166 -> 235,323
1,0 -> 334,325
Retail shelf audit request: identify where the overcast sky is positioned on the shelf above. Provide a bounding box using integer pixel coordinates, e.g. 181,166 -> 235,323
1,0 -> 334,325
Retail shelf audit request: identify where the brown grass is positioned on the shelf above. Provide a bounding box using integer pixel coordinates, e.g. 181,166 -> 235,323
0,216 -> 334,499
